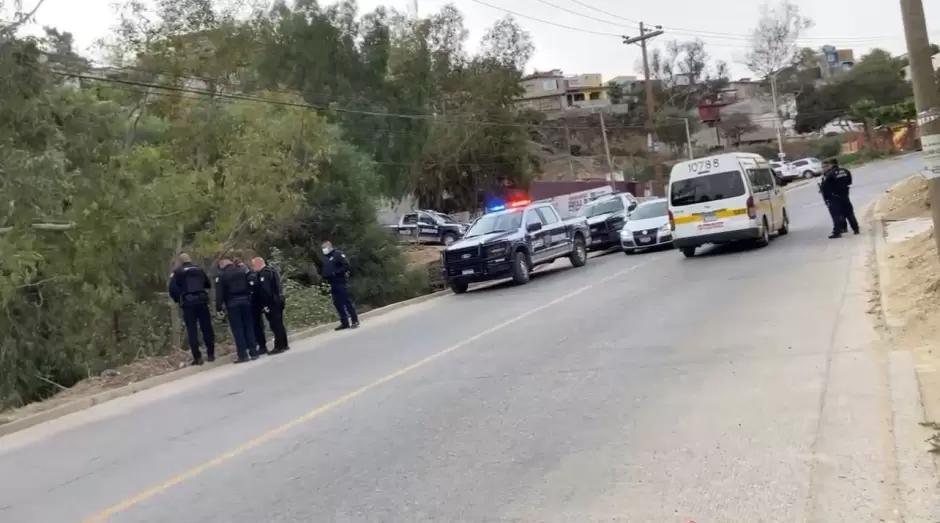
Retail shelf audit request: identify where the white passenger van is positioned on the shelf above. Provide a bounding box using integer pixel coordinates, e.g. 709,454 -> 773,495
667,152 -> 789,258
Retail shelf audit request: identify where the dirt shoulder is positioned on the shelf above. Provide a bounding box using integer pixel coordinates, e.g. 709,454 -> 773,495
871,173 -> 940,452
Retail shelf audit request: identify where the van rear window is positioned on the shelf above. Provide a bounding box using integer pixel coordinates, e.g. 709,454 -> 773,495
670,171 -> 746,207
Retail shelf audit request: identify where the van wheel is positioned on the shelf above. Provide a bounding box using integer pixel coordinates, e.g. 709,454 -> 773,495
450,281 -> 469,294
757,218 -> 771,247
778,209 -> 789,236
569,236 -> 587,267
681,246 -> 696,258
511,251 -> 531,285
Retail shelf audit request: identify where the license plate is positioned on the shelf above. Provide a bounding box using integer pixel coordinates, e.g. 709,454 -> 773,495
398,229 -> 410,235
461,269 -> 474,275
701,212 -> 716,222
638,236 -> 652,244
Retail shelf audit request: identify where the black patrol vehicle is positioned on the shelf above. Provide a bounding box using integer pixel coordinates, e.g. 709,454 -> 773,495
576,192 -> 638,250
441,200 -> 591,294
386,209 -> 468,246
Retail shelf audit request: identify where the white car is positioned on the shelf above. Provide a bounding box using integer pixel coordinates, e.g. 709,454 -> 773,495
620,198 -> 672,254
789,157 -> 824,178
769,161 -> 801,184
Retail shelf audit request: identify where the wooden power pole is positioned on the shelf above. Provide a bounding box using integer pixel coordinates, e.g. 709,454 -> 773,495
899,0 -> 940,258
624,23 -> 664,194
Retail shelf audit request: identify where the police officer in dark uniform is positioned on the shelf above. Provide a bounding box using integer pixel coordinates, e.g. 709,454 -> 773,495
818,179 -> 848,235
252,257 -> 290,354
320,240 -> 359,331
168,253 -> 215,365
240,259 -> 269,356
215,257 -> 259,363
820,158 -> 859,238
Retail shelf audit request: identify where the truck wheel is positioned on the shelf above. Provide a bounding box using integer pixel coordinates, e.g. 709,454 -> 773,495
441,232 -> 457,246
756,218 -> 771,247
778,209 -> 789,236
569,236 -> 587,267
511,250 -> 531,285
681,246 -> 696,258
450,281 -> 469,294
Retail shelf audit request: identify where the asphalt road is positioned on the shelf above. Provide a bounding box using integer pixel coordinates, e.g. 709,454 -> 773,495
1,154 -> 936,523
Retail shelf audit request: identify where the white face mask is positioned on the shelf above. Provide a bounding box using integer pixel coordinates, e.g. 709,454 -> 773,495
322,247 -> 332,255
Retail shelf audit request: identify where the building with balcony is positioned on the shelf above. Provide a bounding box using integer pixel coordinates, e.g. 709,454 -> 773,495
517,70 -> 568,112
564,73 -> 609,108
516,70 -> 610,113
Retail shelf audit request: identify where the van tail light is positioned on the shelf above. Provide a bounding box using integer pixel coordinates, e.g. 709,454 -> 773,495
746,196 -> 757,219
667,210 -> 675,231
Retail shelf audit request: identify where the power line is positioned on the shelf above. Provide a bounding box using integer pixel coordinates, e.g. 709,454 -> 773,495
468,0 -> 622,37
558,0 -> 932,43
474,0 -> 936,50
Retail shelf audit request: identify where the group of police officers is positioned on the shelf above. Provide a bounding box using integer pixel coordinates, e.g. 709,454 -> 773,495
168,240 -> 359,365
818,157 -> 860,239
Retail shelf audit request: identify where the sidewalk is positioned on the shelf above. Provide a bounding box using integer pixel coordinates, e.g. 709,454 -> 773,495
869,173 -> 940,477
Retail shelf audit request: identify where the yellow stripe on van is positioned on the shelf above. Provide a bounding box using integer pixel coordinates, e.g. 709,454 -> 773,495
672,208 -> 748,224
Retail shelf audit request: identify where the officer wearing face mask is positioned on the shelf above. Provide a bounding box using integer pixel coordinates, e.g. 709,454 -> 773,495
320,240 -> 359,331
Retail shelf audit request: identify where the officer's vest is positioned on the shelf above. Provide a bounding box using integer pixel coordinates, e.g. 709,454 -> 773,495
226,268 -> 251,297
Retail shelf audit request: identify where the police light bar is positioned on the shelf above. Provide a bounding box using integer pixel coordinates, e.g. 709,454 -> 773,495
508,199 -> 530,208
487,204 -> 506,212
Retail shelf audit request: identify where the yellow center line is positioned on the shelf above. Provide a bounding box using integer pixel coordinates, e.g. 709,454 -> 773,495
81,257 -> 657,522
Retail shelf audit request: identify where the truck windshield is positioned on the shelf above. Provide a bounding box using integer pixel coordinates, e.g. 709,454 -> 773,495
670,171 -> 746,207
464,210 -> 523,238
577,198 -> 624,217
432,212 -> 457,224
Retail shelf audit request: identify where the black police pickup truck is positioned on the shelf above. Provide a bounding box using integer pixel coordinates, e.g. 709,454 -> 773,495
441,202 -> 590,294
576,192 -> 638,251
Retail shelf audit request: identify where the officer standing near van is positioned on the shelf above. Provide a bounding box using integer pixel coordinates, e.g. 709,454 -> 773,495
215,257 -> 259,363
820,158 -> 859,238
168,253 -> 215,365
321,240 -> 359,331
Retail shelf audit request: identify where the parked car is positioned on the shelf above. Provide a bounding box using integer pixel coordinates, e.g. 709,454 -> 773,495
620,198 -> 672,254
789,157 -> 824,178
441,200 -> 589,294
386,209 -> 467,246
575,192 -> 639,251
769,161 -> 801,185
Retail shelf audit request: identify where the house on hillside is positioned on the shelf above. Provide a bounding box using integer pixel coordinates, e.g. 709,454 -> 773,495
516,70 -> 611,114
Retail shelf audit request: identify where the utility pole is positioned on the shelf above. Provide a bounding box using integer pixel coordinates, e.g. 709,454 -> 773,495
900,0 -> 940,258
769,72 -> 785,158
599,110 -> 615,178
564,120 -> 576,179
624,23 -> 664,193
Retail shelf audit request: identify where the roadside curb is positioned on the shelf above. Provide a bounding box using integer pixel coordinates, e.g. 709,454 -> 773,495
871,215 -> 905,331
0,288 -> 451,439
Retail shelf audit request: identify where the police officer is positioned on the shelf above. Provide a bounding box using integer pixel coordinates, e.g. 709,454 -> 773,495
818,179 -> 848,235
251,257 -> 290,354
168,253 -> 215,365
215,257 -> 259,363
320,240 -> 359,331
820,158 -> 859,238
241,259 -> 269,356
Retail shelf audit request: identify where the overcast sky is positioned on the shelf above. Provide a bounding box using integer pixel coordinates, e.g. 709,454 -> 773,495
17,0 -> 940,80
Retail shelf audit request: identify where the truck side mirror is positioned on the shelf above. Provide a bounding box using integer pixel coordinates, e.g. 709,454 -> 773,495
526,222 -> 542,233
628,202 -> 638,211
